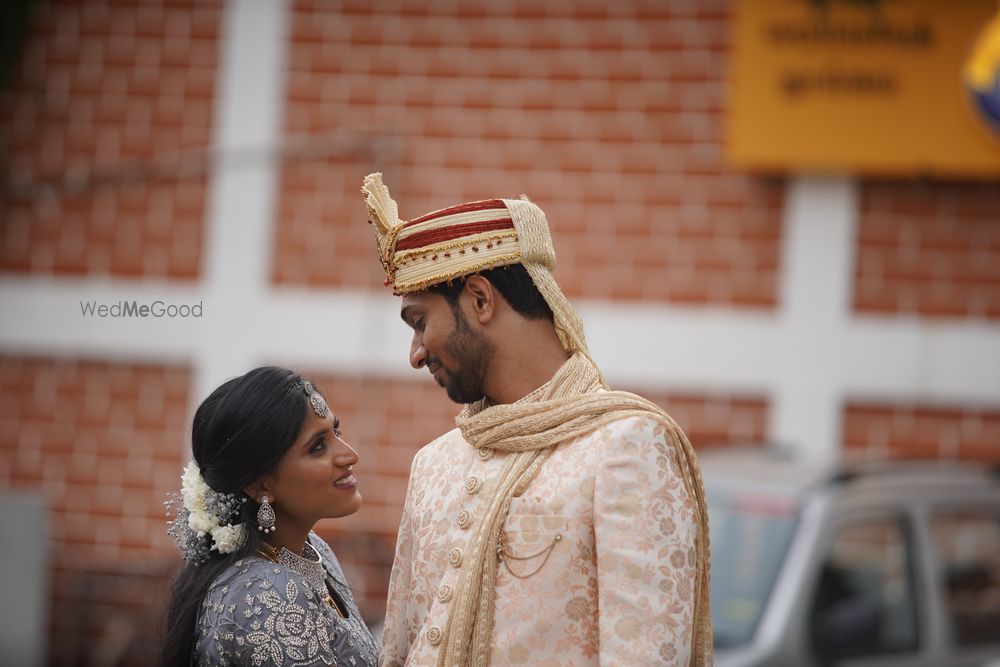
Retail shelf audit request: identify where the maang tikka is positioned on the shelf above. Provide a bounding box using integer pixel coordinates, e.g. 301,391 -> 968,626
257,496 -> 276,534
302,380 -> 329,418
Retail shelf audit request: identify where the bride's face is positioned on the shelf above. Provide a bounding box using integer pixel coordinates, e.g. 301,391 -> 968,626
266,407 -> 362,528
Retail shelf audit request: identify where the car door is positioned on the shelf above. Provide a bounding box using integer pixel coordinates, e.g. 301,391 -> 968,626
803,509 -> 928,667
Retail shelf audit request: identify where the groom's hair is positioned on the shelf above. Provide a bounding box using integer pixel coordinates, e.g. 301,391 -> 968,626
427,263 -> 553,321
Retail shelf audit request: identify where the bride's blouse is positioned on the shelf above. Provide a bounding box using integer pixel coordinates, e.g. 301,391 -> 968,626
195,532 -> 378,666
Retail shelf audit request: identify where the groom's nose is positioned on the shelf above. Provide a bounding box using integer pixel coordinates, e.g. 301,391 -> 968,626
410,335 -> 427,369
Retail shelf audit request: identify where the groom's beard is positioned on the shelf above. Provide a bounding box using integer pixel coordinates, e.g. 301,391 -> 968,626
433,308 -> 494,404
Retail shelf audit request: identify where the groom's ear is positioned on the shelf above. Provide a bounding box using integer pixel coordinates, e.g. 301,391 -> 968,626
464,275 -> 496,324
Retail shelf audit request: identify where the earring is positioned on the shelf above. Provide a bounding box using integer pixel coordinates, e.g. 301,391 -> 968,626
257,496 -> 276,534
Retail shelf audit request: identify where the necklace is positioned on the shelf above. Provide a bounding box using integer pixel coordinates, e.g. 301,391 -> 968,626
257,541 -> 345,618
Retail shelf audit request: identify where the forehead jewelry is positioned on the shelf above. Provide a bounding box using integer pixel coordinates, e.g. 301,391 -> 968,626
302,380 -> 329,418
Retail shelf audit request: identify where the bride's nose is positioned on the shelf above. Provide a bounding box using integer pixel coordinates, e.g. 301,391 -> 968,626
334,437 -> 359,467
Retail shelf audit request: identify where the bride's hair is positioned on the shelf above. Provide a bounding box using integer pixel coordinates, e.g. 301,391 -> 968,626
159,366 -> 316,667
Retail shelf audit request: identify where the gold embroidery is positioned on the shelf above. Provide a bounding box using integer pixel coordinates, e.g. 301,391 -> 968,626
393,252 -> 523,294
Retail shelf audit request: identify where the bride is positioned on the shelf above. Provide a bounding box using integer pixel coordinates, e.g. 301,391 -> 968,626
160,366 -> 378,666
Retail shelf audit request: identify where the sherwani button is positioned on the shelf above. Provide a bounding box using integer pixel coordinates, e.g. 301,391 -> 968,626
476,448 -> 494,461
465,476 -> 483,494
426,625 -> 443,646
457,510 -> 472,529
437,584 -> 453,602
448,547 -> 463,568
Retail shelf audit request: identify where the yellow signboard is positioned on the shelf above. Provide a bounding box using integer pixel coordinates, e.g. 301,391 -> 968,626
727,0 -> 1000,178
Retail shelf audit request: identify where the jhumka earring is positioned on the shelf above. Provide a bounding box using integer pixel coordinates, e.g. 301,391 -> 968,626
257,496 -> 276,534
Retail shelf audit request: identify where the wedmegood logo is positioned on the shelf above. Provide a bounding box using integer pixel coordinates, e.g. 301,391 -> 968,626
79,300 -> 203,318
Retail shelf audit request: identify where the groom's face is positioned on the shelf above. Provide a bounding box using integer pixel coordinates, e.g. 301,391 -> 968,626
401,291 -> 494,404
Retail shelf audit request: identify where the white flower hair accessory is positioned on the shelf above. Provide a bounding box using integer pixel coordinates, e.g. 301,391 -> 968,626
166,461 -> 248,564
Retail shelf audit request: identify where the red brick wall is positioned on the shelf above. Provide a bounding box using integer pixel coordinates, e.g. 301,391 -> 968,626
273,0 -> 785,306
0,356 -> 190,664
843,402 -> 1000,461
0,0 -> 222,278
627,388 -> 769,446
854,181 -> 1000,320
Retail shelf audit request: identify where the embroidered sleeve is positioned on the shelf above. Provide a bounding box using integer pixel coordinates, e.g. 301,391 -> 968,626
198,565 -> 341,667
593,416 -> 698,666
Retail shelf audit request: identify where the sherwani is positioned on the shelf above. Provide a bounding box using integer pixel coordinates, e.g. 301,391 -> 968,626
380,414 -> 698,666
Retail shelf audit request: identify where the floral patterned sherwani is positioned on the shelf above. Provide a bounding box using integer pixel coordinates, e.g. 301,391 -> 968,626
381,415 -> 698,666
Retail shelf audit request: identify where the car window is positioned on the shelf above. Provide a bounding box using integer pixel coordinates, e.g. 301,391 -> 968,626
708,491 -> 798,649
929,509 -> 1000,647
809,516 -> 919,664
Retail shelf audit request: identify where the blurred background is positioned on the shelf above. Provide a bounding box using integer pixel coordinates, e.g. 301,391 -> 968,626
0,0 -> 998,665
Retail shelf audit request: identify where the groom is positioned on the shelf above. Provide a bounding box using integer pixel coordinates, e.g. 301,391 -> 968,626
362,173 -> 712,666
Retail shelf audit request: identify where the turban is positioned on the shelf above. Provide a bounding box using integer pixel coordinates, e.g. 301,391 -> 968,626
361,173 -> 591,359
